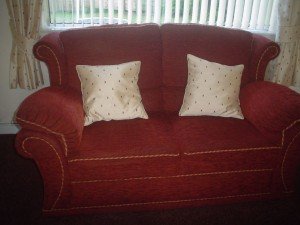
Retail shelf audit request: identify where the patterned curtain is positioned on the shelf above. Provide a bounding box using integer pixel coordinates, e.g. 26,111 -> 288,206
6,0 -> 44,89
266,0 -> 300,87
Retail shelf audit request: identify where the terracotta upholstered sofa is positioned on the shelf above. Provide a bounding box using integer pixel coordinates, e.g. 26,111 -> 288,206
15,24 -> 300,216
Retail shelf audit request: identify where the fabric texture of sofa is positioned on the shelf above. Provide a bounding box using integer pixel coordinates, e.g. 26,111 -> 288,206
15,24 -> 300,215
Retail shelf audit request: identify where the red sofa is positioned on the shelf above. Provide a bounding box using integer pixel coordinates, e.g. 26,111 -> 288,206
15,24 -> 300,215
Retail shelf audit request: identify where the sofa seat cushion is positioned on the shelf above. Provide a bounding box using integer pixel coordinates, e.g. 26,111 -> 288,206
69,114 -> 275,208
172,116 -> 282,174
68,113 -> 180,182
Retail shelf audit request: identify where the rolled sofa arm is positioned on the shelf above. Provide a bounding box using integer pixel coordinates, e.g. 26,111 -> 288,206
249,34 -> 280,83
15,130 -> 72,210
15,86 -> 85,156
240,81 -> 300,143
240,81 -> 300,193
33,32 -> 67,86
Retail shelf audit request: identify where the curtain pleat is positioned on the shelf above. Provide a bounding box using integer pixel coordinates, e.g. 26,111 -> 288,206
6,0 -> 44,90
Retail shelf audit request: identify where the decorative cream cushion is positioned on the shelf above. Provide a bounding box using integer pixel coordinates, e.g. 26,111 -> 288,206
179,54 -> 244,119
76,61 -> 148,126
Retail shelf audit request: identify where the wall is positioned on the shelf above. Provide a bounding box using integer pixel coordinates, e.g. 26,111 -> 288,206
0,1 -> 49,134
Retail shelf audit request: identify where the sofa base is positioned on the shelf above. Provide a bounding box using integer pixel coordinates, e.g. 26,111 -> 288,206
43,192 -> 293,216
42,167 -> 292,216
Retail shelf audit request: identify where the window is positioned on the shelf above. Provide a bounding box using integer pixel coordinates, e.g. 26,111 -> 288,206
47,0 -> 278,34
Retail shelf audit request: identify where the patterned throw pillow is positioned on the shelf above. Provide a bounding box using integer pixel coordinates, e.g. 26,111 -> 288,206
76,61 -> 148,126
179,54 -> 244,119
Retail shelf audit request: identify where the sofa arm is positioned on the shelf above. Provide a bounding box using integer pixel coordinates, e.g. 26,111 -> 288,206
240,81 -> 300,143
15,130 -> 72,210
33,32 -> 67,86
16,86 -> 84,156
249,34 -> 280,83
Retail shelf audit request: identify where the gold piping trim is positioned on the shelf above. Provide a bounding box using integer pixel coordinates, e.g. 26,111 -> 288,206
36,45 -> 62,85
69,146 -> 282,162
281,130 -> 300,192
21,139 -> 32,157
280,119 -> 300,191
16,116 -> 68,156
68,153 -> 180,162
255,45 -> 279,80
72,169 -> 273,184
22,137 -> 64,210
281,119 -> 300,146
183,146 -> 280,156
43,192 -> 271,212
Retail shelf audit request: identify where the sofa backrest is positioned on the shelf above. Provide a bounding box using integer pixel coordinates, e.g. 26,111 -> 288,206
59,24 -> 163,113
161,24 -> 254,113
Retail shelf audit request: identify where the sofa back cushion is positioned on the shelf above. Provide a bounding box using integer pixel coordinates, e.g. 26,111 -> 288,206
161,24 -> 253,112
59,24 -> 163,112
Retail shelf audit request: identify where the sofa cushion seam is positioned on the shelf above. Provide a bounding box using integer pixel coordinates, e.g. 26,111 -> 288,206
68,147 -> 281,162
183,146 -> 281,155
68,153 -> 180,162
71,168 -> 273,184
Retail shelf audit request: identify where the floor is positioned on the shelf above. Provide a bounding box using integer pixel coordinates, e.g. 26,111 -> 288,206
1,134 -> 300,225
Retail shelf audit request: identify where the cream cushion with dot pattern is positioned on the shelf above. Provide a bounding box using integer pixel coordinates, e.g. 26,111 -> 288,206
76,61 -> 148,126
179,54 -> 244,119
